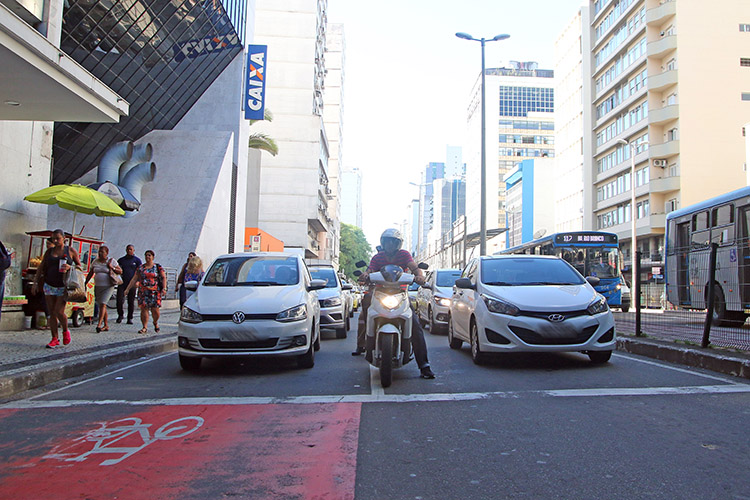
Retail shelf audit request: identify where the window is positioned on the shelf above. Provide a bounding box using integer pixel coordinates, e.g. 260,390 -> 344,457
666,58 -> 677,71
740,24 -> 750,32
742,58 -> 750,67
711,205 -> 734,226
692,211 -> 709,231
743,93 -> 750,101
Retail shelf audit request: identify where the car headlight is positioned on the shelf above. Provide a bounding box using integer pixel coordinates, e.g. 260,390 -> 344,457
587,295 -> 609,315
320,296 -> 342,308
481,294 -> 520,316
277,304 -> 307,322
180,307 -> 203,324
615,283 -> 621,290
434,297 -> 452,307
376,291 -> 405,310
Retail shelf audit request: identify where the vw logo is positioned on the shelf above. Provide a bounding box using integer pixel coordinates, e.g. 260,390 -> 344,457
232,311 -> 246,324
547,314 -> 565,323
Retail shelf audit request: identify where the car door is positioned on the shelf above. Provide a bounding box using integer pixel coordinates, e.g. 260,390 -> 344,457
418,271 -> 433,320
452,259 -> 477,339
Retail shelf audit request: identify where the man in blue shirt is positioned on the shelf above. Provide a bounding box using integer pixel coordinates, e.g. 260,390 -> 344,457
116,244 -> 142,324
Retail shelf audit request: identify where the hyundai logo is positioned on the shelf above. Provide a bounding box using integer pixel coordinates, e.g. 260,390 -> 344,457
232,311 -> 246,324
547,314 -> 565,322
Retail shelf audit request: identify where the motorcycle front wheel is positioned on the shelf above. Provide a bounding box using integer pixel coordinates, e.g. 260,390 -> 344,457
380,334 -> 393,388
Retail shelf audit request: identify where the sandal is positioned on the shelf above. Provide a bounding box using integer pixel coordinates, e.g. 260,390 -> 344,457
96,326 -> 102,333
138,328 -> 148,334
101,326 -> 109,332
154,326 -> 160,333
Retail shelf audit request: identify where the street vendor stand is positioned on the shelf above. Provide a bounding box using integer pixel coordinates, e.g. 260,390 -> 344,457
22,230 -> 102,327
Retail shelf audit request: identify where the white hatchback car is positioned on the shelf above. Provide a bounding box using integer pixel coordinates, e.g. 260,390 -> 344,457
449,255 -> 616,364
178,253 -> 325,371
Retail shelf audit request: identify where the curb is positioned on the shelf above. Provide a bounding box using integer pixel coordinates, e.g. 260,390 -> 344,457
617,336 -> 750,379
0,337 -> 177,398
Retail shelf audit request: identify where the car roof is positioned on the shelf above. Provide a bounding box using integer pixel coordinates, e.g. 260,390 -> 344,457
481,254 -> 559,261
212,252 -> 302,260
434,268 -> 461,272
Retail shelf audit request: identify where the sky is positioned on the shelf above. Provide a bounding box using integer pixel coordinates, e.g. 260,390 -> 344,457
326,0 -> 586,249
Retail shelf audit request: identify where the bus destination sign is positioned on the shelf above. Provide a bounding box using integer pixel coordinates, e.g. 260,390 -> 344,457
554,232 -> 618,245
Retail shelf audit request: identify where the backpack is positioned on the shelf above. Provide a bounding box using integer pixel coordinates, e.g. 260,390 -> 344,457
0,241 -> 11,272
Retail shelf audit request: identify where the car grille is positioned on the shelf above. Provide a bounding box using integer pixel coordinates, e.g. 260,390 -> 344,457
509,324 -> 598,345
199,338 -> 280,349
201,313 -> 278,321
517,309 -> 588,320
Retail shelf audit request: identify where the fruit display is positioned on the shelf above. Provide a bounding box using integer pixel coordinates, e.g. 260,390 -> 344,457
28,256 -> 42,268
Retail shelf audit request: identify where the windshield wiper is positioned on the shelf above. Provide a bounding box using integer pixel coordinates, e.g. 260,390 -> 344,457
483,281 -> 515,286
519,281 -> 579,286
237,281 -> 277,286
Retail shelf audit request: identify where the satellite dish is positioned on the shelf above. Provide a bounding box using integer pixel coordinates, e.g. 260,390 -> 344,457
533,229 -> 547,239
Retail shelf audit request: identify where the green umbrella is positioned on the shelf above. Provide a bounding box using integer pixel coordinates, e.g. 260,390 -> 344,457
24,184 -> 125,240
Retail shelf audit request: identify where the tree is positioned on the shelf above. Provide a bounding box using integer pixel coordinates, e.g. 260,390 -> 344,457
339,223 -> 372,279
248,109 -> 278,156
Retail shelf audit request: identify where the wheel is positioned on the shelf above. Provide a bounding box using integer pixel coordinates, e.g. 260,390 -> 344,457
345,313 -> 351,332
428,307 -> 437,334
313,322 -> 321,351
379,334 -> 393,388
448,318 -> 462,349
588,350 -> 612,364
71,309 -> 84,328
470,321 -> 489,365
179,354 -> 201,371
621,304 -> 629,313
297,339 -> 315,369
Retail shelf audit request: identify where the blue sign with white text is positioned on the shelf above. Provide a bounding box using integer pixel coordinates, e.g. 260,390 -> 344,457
244,45 -> 267,120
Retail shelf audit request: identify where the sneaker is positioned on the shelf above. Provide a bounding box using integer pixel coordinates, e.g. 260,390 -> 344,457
126,319 -> 134,325
62,330 -> 71,345
116,317 -> 123,324
351,347 -> 364,356
419,366 -> 435,379
46,338 -> 60,349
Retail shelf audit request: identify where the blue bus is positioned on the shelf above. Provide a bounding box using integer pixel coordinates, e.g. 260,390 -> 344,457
497,231 -> 625,310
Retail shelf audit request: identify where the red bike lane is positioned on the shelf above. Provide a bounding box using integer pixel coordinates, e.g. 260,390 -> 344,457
0,402 -> 360,499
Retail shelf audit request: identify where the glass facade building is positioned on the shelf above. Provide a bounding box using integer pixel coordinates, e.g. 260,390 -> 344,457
498,86 -> 554,117
52,0 -> 247,183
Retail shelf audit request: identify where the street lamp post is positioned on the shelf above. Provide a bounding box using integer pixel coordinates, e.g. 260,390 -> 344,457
456,32 -> 509,256
618,138 -> 637,285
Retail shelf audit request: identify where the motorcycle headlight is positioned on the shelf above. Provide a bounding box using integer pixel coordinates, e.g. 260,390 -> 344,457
320,296 -> 342,308
180,307 -> 203,324
434,297 -> 452,307
376,291 -> 405,310
481,294 -> 520,316
587,295 -> 609,315
615,283 -> 621,290
277,304 -> 307,322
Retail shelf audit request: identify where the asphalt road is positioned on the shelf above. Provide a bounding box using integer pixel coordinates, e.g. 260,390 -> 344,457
1,312 -> 749,499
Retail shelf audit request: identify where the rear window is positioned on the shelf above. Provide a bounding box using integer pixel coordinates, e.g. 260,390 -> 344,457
204,256 -> 299,286
309,267 -> 339,288
436,270 -> 462,287
481,258 -> 585,286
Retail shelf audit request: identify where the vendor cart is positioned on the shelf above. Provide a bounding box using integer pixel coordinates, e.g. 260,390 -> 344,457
22,230 -> 101,327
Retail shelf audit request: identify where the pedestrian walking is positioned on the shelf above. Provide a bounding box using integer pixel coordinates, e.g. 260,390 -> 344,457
85,245 -> 122,333
30,229 -> 81,348
0,239 -> 11,324
177,252 -> 196,308
123,250 -> 166,334
116,244 -> 141,324
182,255 -> 204,305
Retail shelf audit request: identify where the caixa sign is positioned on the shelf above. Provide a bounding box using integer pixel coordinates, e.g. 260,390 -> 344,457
244,45 -> 267,120
172,34 -> 240,62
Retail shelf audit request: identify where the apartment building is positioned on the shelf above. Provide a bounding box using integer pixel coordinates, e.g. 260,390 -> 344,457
340,167 -> 363,228
583,0 -> 750,271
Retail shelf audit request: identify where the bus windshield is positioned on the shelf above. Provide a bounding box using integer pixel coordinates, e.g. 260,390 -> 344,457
562,247 -> 618,278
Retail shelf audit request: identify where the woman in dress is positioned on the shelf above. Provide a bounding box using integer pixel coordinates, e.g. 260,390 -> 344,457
123,250 -> 166,334
85,245 -> 122,333
31,229 -> 81,348
182,255 -> 204,305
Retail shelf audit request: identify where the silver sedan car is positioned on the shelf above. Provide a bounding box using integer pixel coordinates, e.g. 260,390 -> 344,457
449,255 -> 616,364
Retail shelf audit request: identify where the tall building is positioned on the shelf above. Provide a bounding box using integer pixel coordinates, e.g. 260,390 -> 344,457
504,159 -> 555,248
252,0 -> 333,259
582,0 -> 750,271
407,198 -> 420,255
417,161 -> 445,254
340,167 -> 362,228
465,62 -> 555,252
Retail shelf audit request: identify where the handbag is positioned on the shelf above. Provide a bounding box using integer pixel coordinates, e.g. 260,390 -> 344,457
108,258 -> 123,286
64,265 -> 87,303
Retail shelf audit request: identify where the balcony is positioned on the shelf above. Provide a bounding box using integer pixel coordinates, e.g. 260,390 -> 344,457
649,139 -> 679,158
647,70 -> 677,92
649,175 -> 680,193
647,35 -> 677,59
648,104 -> 679,125
649,212 -> 666,229
646,1 -> 676,25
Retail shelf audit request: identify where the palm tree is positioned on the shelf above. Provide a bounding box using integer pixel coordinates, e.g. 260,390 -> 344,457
248,109 -> 278,156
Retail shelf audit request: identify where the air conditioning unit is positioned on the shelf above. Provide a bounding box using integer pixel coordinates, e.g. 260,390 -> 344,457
653,159 -> 667,168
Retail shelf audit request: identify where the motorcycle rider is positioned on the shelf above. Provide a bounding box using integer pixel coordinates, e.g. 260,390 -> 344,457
353,228 -> 435,379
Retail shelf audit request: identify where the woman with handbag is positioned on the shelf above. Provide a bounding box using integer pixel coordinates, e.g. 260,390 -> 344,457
31,229 -> 81,348
85,245 -> 122,333
123,250 -> 166,334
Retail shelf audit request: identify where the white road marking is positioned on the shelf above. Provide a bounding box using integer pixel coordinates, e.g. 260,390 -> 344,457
369,365 -> 384,397
4,384 -> 749,409
612,352 -> 744,384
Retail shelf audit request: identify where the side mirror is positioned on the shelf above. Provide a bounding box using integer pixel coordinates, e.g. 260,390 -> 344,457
418,262 -> 429,270
455,278 -> 475,290
309,279 -> 327,291
184,280 -> 199,291
353,270 -> 362,277
355,260 -> 367,268
342,282 -> 353,290
586,276 -> 601,287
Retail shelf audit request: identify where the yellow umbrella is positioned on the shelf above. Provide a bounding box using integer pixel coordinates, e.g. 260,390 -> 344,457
24,184 -> 125,240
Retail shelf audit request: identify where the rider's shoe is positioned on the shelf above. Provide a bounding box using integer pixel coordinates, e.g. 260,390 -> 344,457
420,365 -> 435,379
351,347 -> 364,356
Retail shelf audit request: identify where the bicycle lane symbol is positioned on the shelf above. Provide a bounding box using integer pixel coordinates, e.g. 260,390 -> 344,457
43,416 -> 204,466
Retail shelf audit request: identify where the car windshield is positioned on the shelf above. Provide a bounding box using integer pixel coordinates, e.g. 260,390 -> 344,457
309,267 -> 338,288
436,270 -> 462,287
203,256 -> 299,286
481,258 -> 585,286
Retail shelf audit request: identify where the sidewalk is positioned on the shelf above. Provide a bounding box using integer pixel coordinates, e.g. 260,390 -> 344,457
1,311 -> 749,399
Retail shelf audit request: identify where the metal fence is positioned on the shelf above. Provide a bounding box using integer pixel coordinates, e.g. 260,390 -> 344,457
614,246 -> 750,352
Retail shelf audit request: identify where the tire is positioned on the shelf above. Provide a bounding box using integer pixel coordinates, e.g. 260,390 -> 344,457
297,340 -> 315,369
345,313 -> 351,332
621,304 -> 629,313
71,309 -> 84,328
588,350 -> 612,364
470,321 -> 489,365
313,322 -> 321,351
448,318 -> 462,349
428,307 -> 437,334
179,354 -> 201,371
380,334 -> 393,388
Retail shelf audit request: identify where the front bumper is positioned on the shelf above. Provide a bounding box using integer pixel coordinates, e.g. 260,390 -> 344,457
431,302 -> 451,325
319,305 -> 345,328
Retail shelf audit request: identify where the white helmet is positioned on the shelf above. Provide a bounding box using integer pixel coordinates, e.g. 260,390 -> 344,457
380,228 -> 403,250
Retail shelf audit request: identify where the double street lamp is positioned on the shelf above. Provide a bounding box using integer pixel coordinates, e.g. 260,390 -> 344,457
456,32 -> 510,256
